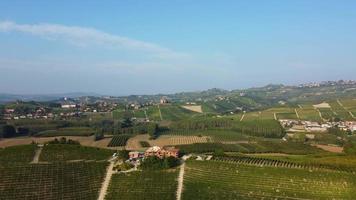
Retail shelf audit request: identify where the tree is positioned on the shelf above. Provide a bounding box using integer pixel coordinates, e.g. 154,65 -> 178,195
2,125 -> 16,138
118,150 -> 129,160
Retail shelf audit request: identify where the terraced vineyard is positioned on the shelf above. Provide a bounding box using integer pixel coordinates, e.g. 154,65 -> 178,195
107,135 -> 132,147
40,144 -> 114,162
0,162 -> 108,200
105,170 -> 178,200
182,160 -> 356,200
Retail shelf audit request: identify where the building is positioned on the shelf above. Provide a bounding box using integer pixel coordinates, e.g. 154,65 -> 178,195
61,104 -> 77,109
129,151 -> 145,160
160,97 -> 169,104
144,146 -> 179,159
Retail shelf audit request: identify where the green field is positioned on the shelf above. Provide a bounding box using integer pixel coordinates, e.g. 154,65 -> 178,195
40,144 -> 114,162
105,170 -> 178,200
182,160 -> 356,199
35,127 -> 95,137
159,104 -> 198,121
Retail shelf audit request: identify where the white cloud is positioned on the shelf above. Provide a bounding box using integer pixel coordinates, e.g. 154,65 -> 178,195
0,20 -> 184,58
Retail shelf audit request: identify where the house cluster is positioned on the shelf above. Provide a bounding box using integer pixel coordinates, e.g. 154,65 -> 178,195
279,119 -> 356,133
2,107 -> 55,120
128,146 -> 179,160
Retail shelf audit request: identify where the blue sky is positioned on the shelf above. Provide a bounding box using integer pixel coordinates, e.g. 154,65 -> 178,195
0,0 -> 355,95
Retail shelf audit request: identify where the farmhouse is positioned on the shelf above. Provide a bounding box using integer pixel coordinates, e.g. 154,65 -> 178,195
144,146 -> 179,159
129,151 -> 145,160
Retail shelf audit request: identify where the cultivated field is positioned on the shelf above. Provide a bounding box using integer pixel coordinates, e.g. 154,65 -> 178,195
0,136 -> 112,149
182,160 -> 356,199
105,170 -> 178,200
125,134 -> 210,150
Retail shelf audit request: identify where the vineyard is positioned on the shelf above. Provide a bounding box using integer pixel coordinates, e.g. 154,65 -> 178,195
105,170 -> 178,200
40,144 -> 114,162
0,162 -> 108,200
167,118 -> 284,138
182,160 -> 356,199
35,127 -> 95,137
213,155 -> 355,173
107,135 -> 132,147
159,104 -> 199,121
0,145 -> 36,165
176,141 -> 324,154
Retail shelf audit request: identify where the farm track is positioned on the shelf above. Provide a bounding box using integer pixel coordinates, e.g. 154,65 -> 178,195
98,161 -> 114,200
294,109 -> 300,119
30,146 -> 43,164
337,99 -> 356,119
176,162 -> 185,200
315,108 -> 325,122
240,113 -> 245,121
158,105 -> 163,120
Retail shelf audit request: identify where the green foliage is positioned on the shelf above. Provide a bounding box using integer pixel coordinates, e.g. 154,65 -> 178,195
139,141 -> 151,147
47,137 -> 80,145
140,156 -> 180,170
114,162 -> 134,171
2,125 -> 16,138
117,150 -> 130,160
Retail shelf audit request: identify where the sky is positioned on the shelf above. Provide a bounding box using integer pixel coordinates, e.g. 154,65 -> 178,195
0,0 -> 355,95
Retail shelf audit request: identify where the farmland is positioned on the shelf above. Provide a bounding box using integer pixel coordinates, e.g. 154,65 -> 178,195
182,160 -> 356,199
35,127 -> 95,137
0,162 -> 108,200
107,135 -> 132,147
40,144 -> 114,162
105,170 -> 178,200
0,144 -> 109,200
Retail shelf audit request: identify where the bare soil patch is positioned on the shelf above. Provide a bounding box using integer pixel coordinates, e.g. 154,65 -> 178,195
313,144 -> 343,153
313,102 -> 331,108
181,105 -> 203,113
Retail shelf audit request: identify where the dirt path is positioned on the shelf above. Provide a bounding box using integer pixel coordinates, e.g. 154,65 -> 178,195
30,146 -> 43,164
158,105 -> 163,120
295,109 -> 300,119
176,162 -> 185,200
337,99 -> 355,119
240,113 -> 245,121
315,108 -> 325,122
274,112 -> 277,120
98,162 -> 114,200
